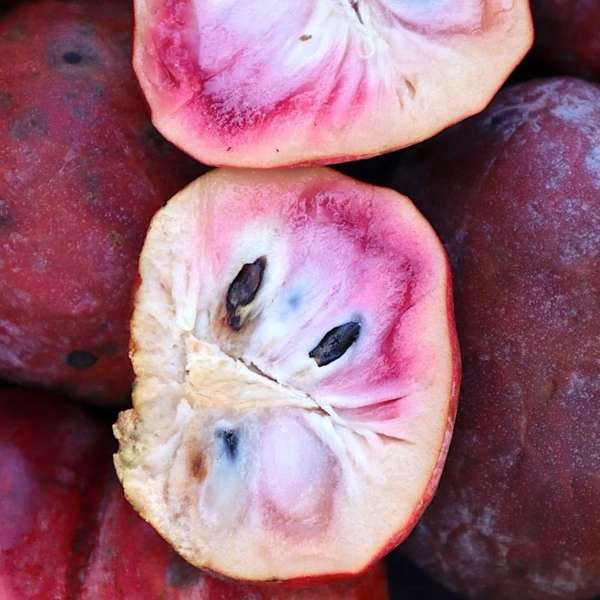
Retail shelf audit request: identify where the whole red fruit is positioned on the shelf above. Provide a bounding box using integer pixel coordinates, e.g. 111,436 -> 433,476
0,0 -> 205,406
389,77 -> 600,600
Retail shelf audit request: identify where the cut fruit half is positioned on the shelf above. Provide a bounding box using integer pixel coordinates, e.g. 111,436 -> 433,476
114,167 -> 460,583
132,0 -> 533,167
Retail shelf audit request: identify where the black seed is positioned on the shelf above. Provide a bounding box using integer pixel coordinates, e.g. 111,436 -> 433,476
65,350 -> 97,369
216,429 -> 239,462
62,51 -> 83,64
309,321 -> 361,367
226,257 -> 266,331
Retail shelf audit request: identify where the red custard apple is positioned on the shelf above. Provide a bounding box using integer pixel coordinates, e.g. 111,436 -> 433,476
389,77 -> 600,600
113,167 -> 460,583
0,0 -> 206,406
0,386 -> 390,599
132,0 -> 533,167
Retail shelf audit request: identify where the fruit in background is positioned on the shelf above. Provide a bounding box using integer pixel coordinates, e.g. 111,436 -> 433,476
529,0 -> 600,80
0,0 -> 206,406
0,386 -> 391,600
132,0 -> 533,168
0,387 -> 115,599
114,167 -> 460,583
389,77 -> 600,600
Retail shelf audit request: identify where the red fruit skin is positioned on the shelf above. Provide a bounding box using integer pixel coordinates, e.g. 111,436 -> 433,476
389,77 -> 600,600
0,0 -> 206,406
0,386 -> 391,600
0,387 -> 115,600
530,0 -> 600,80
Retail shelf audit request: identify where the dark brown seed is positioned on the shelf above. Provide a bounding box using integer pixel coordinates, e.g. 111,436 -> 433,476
226,257 -> 266,331
309,321 -> 361,367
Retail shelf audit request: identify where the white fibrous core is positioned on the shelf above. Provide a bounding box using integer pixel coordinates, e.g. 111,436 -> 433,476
114,167 -> 458,581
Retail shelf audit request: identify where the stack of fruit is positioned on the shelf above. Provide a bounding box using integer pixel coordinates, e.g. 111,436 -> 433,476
0,0 -> 598,598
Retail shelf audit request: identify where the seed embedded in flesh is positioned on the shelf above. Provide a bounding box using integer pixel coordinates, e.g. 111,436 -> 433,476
309,321 -> 361,367
216,428 -> 240,462
225,256 -> 266,331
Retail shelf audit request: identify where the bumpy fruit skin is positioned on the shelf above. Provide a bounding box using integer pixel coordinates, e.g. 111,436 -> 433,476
0,0 -> 206,406
389,77 -> 600,600
132,0 -> 533,167
530,0 -> 600,79
0,387 -> 390,600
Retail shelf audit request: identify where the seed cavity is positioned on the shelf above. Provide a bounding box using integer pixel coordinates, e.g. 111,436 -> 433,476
226,256 -> 266,331
65,350 -> 97,369
216,428 -> 240,462
309,321 -> 361,367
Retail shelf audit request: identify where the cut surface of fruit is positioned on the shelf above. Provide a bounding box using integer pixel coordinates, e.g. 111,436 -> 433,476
114,167 -> 459,582
132,0 -> 533,167
0,386 -> 390,600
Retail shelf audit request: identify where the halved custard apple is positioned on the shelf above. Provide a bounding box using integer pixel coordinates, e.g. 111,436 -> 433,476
132,0 -> 533,167
113,167 -> 460,583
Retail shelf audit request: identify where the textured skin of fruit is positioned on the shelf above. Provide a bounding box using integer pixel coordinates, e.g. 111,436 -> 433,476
530,0 -> 600,80
0,0 -> 206,406
132,0 -> 533,167
114,166 -> 460,583
389,77 -> 600,600
0,386 -> 390,600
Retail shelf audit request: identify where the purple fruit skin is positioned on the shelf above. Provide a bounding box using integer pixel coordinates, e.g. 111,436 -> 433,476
388,77 -> 600,600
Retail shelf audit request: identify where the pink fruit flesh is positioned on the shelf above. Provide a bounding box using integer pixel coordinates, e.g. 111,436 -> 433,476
0,386 -> 390,600
114,166 -> 460,583
0,0 -> 206,405
133,0 -> 533,167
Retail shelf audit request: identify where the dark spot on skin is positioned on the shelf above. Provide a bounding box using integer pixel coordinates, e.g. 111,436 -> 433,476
309,321 -> 361,367
516,568 -> 527,577
166,553 -> 203,589
65,351 -> 97,369
226,146 -> 232,151
10,108 -> 48,140
226,257 -> 266,331
0,91 -> 14,113
62,51 -> 82,64
216,428 -> 239,462
45,37 -> 103,71
107,231 -> 124,245
0,201 -> 12,227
